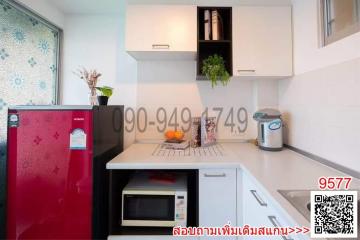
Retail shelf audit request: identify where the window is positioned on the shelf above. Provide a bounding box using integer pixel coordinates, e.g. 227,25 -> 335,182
321,0 -> 360,45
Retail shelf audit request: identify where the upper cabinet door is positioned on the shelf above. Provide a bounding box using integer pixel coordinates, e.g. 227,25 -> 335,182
126,5 -> 197,60
233,6 -> 293,77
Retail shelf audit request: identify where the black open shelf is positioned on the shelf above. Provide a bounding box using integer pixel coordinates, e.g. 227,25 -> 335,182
199,40 -> 231,43
109,169 -> 199,236
197,7 -> 233,79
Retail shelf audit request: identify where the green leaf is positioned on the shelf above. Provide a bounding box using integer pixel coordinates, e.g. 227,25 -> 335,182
96,86 -> 113,97
201,54 -> 230,88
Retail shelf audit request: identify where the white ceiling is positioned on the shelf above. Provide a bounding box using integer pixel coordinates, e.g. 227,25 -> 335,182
46,0 -> 291,14
46,0 -> 123,14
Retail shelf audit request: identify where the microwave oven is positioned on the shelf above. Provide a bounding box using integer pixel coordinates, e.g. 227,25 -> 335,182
121,173 -> 187,227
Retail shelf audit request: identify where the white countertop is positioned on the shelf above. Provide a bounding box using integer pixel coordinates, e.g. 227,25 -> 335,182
106,143 -> 242,169
106,142 -> 360,229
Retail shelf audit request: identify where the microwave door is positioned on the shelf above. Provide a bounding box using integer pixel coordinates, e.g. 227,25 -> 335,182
122,194 -> 175,227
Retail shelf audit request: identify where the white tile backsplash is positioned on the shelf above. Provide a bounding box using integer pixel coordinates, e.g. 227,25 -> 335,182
279,58 -> 360,172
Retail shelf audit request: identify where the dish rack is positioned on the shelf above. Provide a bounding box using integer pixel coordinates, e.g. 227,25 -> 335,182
152,143 -> 225,157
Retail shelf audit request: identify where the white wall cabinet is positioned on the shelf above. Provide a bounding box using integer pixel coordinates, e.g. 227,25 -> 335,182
125,4 -> 293,69
199,169 -> 237,240
232,6 -> 293,77
126,5 -> 197,60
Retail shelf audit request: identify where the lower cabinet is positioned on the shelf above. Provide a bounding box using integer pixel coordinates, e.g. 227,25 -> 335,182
242,172 -> 281,240
242,172 -> 308,240
199,168 -> 237,240
108,168 -> 309,240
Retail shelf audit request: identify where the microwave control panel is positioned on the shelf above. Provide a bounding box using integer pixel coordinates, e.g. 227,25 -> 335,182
175,192 -> 187,227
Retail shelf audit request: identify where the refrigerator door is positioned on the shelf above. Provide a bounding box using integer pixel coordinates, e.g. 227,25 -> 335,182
7,109 -> 93,239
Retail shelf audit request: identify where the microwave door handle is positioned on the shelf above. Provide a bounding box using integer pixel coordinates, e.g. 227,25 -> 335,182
204,173 -> 226,178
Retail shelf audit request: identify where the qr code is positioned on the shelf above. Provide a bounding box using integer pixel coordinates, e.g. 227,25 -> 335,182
311,191 -> 358,238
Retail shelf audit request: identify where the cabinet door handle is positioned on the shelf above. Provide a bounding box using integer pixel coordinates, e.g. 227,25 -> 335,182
152,44 -> 170,49
204,173 -> 226,178
250,190 -> 267,206
268,216 -> 294,240
237,69 -> 256,72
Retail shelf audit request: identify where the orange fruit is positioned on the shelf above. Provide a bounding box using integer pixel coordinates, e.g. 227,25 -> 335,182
174,131 -> 184,140
165,130 -> 175,140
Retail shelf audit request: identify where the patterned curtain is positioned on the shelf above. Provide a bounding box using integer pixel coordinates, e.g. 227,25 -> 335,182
0,0 -> 61,237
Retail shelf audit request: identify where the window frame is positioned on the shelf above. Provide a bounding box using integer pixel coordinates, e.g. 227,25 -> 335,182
4,0 -> 63,104
320,0 -> 360,46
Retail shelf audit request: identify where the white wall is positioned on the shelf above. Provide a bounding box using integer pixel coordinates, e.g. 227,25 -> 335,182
279,0 -> 360,172
292,0 -> 360,74
128,0 -> 291,6
18,2 -> 138,148
61,10 -> 138,147
17,0 -> 65,28
135,61 -> 275,141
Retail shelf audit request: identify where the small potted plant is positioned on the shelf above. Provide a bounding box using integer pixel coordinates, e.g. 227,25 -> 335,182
202,54 -> 230,88
96,86 -> 113,105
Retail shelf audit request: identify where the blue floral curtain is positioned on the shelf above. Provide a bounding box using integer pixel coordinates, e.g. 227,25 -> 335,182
0,0 -> 61,237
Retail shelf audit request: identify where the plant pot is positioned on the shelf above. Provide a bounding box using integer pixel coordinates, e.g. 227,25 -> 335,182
97,96 -> 108,105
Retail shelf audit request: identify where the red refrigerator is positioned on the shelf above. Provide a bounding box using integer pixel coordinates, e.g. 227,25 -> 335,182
6,106 -> 123,239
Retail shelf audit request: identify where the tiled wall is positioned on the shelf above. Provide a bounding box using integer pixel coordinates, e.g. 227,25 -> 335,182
279,0 -> 360,173
279,58 -> 360,172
